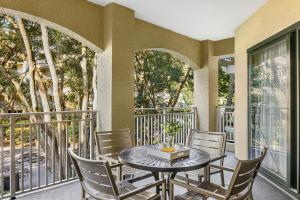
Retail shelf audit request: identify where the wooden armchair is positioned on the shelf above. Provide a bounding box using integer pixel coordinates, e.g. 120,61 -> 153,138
68,149 -> 166,200
178,130 -> 227,186
170,147 -> 267,200
95,129 -> 151,181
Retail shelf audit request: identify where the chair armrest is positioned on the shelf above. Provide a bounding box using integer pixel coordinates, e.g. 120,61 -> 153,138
96,154 -> 119,164
119,179 -> 166,200
210,155 -> 227,163
170,179 -> 225,200
209,164 -> 235,172
110,163 -> 123,169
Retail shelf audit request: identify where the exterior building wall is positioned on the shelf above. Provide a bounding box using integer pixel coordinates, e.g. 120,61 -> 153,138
235,0 -> 300,159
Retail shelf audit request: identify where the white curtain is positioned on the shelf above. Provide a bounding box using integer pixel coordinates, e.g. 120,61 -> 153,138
249,38 -> 288,180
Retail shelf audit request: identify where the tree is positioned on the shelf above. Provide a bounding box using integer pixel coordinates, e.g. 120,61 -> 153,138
218,57 -> 235,107
0,14 -> 96,179
134,50 -> 193,109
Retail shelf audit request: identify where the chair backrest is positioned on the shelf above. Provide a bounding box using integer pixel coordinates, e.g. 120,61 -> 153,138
95,128 -> 133,159
186,130 -> 227,162
68,149 -> 119,199
225,147 -> 267,199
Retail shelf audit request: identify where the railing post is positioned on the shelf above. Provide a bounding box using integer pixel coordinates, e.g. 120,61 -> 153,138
89,112 -> 95,160
10,116 -> 16,199
192,107 -> 196,129
163,109 -> 166,142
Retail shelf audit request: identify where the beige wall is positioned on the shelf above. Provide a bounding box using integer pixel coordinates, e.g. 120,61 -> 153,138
235,0 -> 300,159
135,19 -> 202,69
0,0 -> 103,52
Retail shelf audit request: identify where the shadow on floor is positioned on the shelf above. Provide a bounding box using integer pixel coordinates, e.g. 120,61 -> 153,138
18,152 -> 293,200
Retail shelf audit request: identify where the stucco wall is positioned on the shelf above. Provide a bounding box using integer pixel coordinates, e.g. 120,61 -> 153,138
0,0 -> 103,52
135,19 -> 202,69
235,0 -> 300,159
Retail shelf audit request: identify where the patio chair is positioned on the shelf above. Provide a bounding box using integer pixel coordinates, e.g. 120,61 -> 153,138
170,147 -> 267,200
68,149 -> 166,200
177,130 -> 227,186
95,129 -> 151,181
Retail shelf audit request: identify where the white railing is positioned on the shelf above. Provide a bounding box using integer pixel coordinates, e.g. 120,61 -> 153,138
134,107 -> 196,146
0,111 -> 96,199
217,106 -> 235,143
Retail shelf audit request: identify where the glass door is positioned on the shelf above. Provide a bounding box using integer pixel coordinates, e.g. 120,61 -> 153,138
249,36 -> 290,183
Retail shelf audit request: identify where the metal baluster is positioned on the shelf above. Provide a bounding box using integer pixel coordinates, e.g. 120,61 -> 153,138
37,124 -> 40,188
65,122 -> 69,180
143,116 -> 146,145
45,123 -> 48,186
59,121 -> 62,182
29,124 -> 33,190
0,126 -> 4,197
52,123 -> 55,184
10,116 -> 16,198
90,113 -> 95,160
78,118 -> 81,157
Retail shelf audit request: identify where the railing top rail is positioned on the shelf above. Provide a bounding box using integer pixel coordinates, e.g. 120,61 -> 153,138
217,106 -> 235,108
134,107 -> 196,111
134,111 -> 195,117
0,110 -> 97,117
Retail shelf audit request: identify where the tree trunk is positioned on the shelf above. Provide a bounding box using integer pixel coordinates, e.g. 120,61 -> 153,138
17,18 -> 38,112
226,73 -> 235,107
41,24 -> 62,118
92,54 -> 98,111
80,46 -> 89,157
169,68 -> 191,107
41,24 -> 69,177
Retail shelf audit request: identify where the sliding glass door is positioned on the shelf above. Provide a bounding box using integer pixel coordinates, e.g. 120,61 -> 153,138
249,37 -> 290,182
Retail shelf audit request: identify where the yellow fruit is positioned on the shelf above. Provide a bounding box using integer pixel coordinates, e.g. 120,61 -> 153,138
161,147 -> 175,153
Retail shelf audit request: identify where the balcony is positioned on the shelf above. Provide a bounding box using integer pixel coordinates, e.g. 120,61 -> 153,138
0,109 -> 293,200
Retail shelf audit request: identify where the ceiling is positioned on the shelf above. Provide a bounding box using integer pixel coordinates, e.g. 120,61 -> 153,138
88,0 -> 267,41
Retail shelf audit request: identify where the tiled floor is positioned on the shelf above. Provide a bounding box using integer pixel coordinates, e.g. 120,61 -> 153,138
18,152 -> 295,200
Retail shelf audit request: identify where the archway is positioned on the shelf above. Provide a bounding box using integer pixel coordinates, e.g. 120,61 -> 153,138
133,48 -> 197,145
0,12 -> 99,197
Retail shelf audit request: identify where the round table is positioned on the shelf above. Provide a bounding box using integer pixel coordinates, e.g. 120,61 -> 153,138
119,145 -> 211,193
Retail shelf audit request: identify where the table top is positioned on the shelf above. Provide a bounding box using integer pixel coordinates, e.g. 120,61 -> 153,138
119,145 -> 211,173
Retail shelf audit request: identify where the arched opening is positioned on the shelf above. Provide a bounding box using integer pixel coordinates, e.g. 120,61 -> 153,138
0,13 -> 99,195
133,49 -> 196,146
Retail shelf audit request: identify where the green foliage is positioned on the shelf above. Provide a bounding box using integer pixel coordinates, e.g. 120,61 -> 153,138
162,121 -> 182,137
134,50 -> 193,108
218,66 -> 230,99
0,14 -> 95,111
5,127 -> 33,145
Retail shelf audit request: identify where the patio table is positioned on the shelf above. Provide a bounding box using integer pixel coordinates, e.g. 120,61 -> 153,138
119,145 -> 217,193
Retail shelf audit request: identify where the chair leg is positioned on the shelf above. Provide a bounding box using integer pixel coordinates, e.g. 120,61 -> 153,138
169,181 -> 174,200
81,187 -> 86,200
162,181 -> 166,200
198,174 -> 202,183
220,170 -> 225,187
185,173 -> 189,184
248,191 -> 254,200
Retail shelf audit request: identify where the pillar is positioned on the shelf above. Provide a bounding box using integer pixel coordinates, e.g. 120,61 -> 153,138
97,3 -> 135,133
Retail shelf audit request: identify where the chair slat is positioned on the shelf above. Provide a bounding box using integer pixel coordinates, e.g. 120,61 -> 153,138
191,139 -> 222,149
84,178 -> 114,195
191,133 -> 223,142
230,178 -> 252,196
99,145 -> 130,155
81,168 -> 111,186
77,160 -> 107,175
99,139 -> 132,148
238,162 -> 258,174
